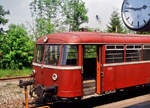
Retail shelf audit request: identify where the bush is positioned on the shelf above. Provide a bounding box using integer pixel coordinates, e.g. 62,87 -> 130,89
0,24 -> 34,69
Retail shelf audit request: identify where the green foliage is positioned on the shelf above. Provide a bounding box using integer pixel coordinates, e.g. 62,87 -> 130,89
0,4 -> 9,62
35,18 -> 55,37
0,24 -> 34,69
30,0 -> 60,39
0,5 -> 34,70
84,45 -> 97,58
61,0 -> 88,31
136,31 -> 150,34
0,4 -> 9,34
107,10 -> 124,33
29,0 -> 88,36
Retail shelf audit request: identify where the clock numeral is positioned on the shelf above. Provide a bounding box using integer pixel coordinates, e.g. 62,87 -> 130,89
144,20 -> 147,24
126,17 -> 130,20
125,2 -> 129,5
131,21 -> 133,26
138,21 -> 139,28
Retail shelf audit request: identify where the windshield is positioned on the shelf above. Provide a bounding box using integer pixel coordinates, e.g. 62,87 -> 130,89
61,45 -> 78,66
34,44 -> 44,64
44,45 -> 61,65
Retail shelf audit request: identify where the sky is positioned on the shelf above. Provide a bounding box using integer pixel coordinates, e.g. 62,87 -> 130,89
0,0 -> 123,31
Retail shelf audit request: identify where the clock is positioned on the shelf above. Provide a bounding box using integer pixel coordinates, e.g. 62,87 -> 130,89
121,0 -> 150,31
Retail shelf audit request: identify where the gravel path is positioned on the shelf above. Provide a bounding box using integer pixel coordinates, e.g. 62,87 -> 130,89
0,79 -> 29,108
1,79 -> 150,108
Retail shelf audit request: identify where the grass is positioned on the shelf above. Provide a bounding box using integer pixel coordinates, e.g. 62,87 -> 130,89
0,68 -> 32,78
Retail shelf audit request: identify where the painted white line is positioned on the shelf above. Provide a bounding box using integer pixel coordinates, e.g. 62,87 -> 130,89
104,60 -> 150,67
32,62 -> 81,70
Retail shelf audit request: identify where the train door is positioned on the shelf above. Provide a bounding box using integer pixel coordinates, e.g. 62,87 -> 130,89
82,45 -> 103,96
96,46 -> 103,94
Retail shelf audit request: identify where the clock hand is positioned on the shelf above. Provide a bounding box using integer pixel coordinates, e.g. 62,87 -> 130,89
141,5 -> 147,9
143,5 -> 147,9
135,5 -> 147,10
126,5 -> 147,11
126,7 -> 137,11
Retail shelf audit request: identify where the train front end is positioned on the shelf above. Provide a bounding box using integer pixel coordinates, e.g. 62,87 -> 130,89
19,35 -> 82,103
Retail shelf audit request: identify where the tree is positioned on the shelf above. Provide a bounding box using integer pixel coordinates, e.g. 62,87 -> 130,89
29,0 -> 88,38
0,4 -> 9,34
107,10 -> 124,33
136,31 -> 150,34
0,24 -> 34,69
61,0 -> 88,31
0,5 -> 9,63
30,0 -> 60,39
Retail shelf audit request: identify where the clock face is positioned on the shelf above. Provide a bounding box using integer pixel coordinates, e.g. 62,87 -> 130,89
121,0 -> 150,31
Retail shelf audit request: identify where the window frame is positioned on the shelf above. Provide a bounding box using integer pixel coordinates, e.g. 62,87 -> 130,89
34,44 -> 45,64
105,44 -> 125,64
106,45 -> 124,51
126,44 -> 142,62
143,44 -> 150,61
44,44 -> 61,66
60,44 -> 79,66
104,44 -> 148,64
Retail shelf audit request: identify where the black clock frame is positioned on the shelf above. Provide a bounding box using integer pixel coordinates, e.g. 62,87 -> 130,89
121,0 -> 150,32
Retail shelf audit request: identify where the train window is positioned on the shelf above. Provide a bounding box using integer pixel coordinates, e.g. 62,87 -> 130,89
107,45 -> 115,49
61,45 -> 78,66
106,45 -> 124,63
143,45 -> 150,60
116,46 -> 124,49
34,44 -> 45,63
144,45 -> 150,49
106,45 -> 124,50
84,45 -> 97,58
126,45 -> 141,62
127,45 -> 134,49
135,45 -> 141,48
44,45 -> 61,65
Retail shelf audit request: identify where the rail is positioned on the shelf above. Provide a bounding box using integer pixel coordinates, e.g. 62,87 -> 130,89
0,75 -> 32,81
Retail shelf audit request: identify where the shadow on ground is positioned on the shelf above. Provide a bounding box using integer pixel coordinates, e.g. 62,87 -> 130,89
52,86 -> 150,108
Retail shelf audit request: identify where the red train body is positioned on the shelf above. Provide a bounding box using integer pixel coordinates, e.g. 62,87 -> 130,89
22,32 -> 150,103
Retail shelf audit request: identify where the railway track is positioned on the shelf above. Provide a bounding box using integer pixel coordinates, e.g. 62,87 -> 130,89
0,75 -> 32,81
0,77 -> 150,108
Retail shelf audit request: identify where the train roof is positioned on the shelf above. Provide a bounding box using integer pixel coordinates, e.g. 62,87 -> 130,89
36,32 -> 150,44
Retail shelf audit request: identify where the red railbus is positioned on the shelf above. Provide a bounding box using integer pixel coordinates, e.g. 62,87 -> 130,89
20,32 -> 150,103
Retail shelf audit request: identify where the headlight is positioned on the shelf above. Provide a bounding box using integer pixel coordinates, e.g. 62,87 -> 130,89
52,73 -> 58,81
32,69 -> 35,73
32,69 -> 36,76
